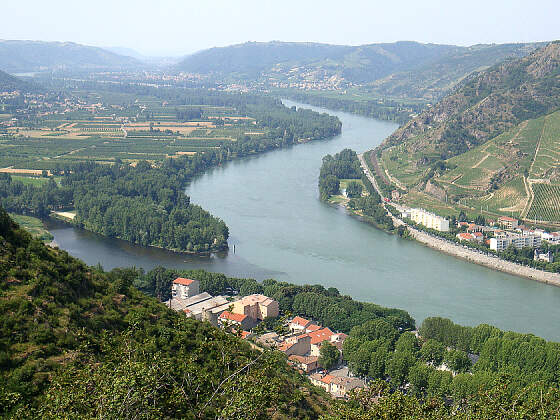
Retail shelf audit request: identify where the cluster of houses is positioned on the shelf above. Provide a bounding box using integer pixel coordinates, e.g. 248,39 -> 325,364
167,277 -> 366,399
454,216 -> 558,261
255,316 -> 366,398
401,208 -> 558,260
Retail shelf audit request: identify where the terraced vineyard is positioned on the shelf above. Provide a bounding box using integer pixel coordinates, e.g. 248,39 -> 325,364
527,183 -> 560,222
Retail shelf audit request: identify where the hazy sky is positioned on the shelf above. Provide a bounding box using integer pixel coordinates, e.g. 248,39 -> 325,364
3,0 -> 559,56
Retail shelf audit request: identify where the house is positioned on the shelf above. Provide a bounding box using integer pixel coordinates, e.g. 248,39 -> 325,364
456,232 -> 475,242
232,294 -> 279,321
308,328 -> 335,356
288,355 -> 319,373
498,216 -> 519,230
309,373 -> 336,392
472,232 -> 484,242
278,334 -> 311,356
330,377 -> 366,399
289,316 -> 312,333
534,249 -> 554,263
172,277 -> 200,299
184,296 -> 229,321
219,311 -> 256,331
306,324 -> 322,333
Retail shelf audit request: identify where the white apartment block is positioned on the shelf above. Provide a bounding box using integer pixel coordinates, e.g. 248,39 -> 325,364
410,208 -> 450,232
490,232 -> 542,251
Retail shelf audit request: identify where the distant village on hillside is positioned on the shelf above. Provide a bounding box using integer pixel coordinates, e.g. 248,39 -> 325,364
166,277 -> 366,398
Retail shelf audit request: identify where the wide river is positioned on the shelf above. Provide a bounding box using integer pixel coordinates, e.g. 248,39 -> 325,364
45,100 -> 560,340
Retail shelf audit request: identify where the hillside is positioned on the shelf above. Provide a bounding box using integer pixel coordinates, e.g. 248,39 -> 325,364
0,207 -> 326,419
0,40 -> 142,72
377,42 -> 560,221
368,42 -> 543,101
176,41 -> 541,100
0,69 -> 33,91
177,41 -> 459,81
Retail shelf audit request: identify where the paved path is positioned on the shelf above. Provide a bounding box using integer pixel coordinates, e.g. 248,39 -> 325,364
358,153 -> 560,287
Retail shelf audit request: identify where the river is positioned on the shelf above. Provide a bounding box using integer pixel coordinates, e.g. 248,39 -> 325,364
45,99 -> 560,341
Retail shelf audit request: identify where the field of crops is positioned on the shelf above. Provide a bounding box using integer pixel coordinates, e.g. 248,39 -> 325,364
527,183 -> 560,222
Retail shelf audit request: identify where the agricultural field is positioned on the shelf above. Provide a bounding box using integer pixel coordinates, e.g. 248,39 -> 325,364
464,176 -> 528,218
527,183 -> 560,222
0,91 -> 264,171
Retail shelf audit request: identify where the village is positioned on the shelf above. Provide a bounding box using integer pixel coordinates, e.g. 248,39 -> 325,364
398,207 -> 560,263
166,277 -> 367,399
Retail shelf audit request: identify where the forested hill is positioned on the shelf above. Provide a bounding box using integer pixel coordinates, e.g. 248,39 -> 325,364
382,41 -> 560,161
0,208 -> 328,419
0,40 -> 142,72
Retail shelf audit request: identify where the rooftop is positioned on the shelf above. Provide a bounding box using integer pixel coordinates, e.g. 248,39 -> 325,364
219,311 -> 247,323
291,316 -> 311,327
173,277 -> 197,286
308,327 -> 335,345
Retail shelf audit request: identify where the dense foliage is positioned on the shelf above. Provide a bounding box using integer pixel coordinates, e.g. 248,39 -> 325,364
0,208 -> 327,419
342,312 -> 560,409
318,149 -> 362,201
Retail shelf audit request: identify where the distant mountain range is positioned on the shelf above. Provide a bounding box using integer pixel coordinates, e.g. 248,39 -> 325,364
176,41 -> 545,100
0,40 -> 142,73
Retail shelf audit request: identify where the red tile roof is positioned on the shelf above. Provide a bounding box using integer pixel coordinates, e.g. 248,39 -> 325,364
320,374 -> 336,384
308,328 -> 334,345
306,324 -> 321,332
291,316 -> 311,327
173,277 -> 196,286
499,216 -> 517,222
219,311 -> 247,323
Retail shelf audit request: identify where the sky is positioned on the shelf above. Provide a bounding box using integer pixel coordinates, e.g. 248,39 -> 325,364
2,0 -> 559,57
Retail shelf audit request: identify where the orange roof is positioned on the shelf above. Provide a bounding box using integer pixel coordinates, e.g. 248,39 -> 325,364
306,324 -> 321,332
320,374 -> 336,384
308,328 -> 334,345
291,316 -> 311,327
457,233 -> 474,240
219,311 -> 247,323
473,232 -> 483,237
240,331 -> 250,339
499,216 -> 517,222
173,277 -> 196,286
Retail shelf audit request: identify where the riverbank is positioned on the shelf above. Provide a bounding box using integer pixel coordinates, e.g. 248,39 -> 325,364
358,153 -> 560,287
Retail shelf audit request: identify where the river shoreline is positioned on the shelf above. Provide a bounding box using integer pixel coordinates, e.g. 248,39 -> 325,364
358,153 -> 560,287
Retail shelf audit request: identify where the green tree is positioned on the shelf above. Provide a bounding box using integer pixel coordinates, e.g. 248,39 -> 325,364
318,341 -> 340,370
420,339 -> 446,366
345,181 -> 363,198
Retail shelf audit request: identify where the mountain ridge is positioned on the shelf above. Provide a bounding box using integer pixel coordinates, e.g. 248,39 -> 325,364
0,40 -> 143,72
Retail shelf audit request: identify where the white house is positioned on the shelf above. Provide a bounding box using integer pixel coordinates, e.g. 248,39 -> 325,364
171,277 -> 200,299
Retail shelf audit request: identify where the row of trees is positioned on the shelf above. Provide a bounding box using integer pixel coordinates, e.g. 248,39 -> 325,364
342,313 -> 560,404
